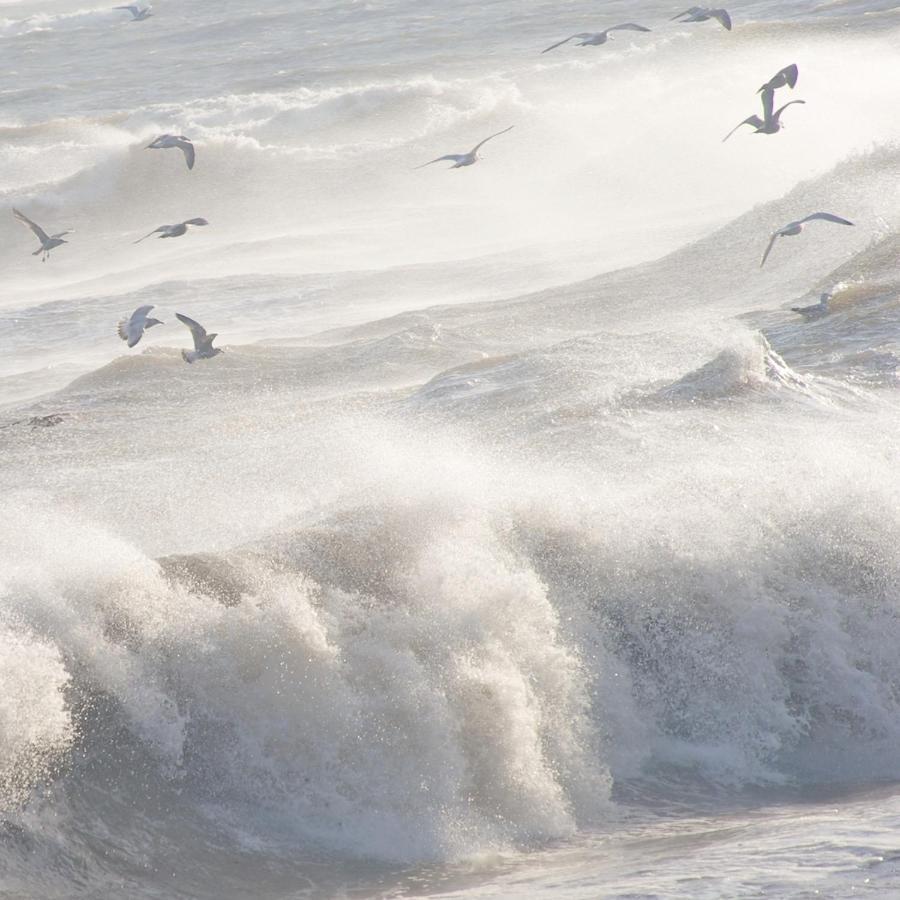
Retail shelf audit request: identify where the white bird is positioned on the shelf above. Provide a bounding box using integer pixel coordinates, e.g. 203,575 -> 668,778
145,134 -> 195,170
721,63 -> 803,141
416,126 -> 514,170
671,7 -> 732,30
722,100 -> 805,141
542,23 -> 651,53
791,292 -> 831,319
134,218 -> 209,243
176,313 -> 223,363
118,304 -> 164,348
13,208 -> 72,261
114,5 -> 152,20
760,214 -> 854,268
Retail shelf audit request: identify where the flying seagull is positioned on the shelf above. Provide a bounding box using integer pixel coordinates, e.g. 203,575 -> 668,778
760,214 -> 854,268
791,292 -> 831,319
176,313 -> 223,363
134,218 -> 209,243
13,208 -> 72,261
724,63 -> 803,141
416,125 -> 514,169
114,5 -> 152,19
671,7 -> 732,30
542,24 -> 651,53
118,304 -> 163,348
146,134 -> 195,170
722,99 -> 805,141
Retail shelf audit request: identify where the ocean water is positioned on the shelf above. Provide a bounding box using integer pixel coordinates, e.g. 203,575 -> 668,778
3,0 -> 900,896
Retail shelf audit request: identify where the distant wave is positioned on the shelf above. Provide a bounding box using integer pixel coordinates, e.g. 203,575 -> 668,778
0,6 -> 119,36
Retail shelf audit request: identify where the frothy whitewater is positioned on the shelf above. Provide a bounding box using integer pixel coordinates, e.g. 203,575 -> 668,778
4,1 -> 900,897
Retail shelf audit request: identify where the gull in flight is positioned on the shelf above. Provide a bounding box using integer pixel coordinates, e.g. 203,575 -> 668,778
416,125 -> 514,169
760,214 -> 854,268
146,134 -> 195,170
118,305 -> 164,348
791,292 -> 831,319
176,313 -> 223,363
722,100 -> 805,141
724,63 -> 803,141
13,208 -> 72,261
134,218 -> 209,243
671,7 -> 732,30
114,5 -> 152,20
542,23 -> 651,53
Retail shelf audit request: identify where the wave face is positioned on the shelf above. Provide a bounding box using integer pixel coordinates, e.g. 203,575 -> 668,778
5,0 -> 900,897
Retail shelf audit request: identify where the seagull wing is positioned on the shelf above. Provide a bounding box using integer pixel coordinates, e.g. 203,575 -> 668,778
175,138 -> 195,170
670,8 -> 702,21
134,226 -> 166,243
710,9 -> 732,30
800,213 -> 854,227
722,116 -> 762,142
414,154 -> 464,169
760,86 -> 775,122
181,218 -> 209,226
758,67 -> 793,94
778,63 -> 799,89
114,5 -> 140,13
773,99 -> 805,121
471,125 -> 514,154
607,23 -> 652,33
175,313 -> 209,351
542,34 -> 582,53
13,209 -> 50,244
760,232 -> 778,268
131,304 -> 155,323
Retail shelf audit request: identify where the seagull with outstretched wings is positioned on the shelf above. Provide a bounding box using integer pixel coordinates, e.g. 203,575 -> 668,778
416,125 -> 514,170
13,208 -> 72,261
760,213 -> 854,268
176,313 -> 223,363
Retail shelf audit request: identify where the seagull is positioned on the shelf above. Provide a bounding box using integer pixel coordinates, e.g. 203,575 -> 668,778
416,125 -> 514,170
760,214 -> 854,268
145,134 -> 195,170
118,304 -> 164,348
671,7 -> 732,30
114,5 -> 152,19
13,208 -> 72,261
134,218 -> 209,243
722,99 -> 805,141
722,63 -> 803,139
791,292 -> 831,319
176,313 -> 223,363
542,24 -> 651,53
